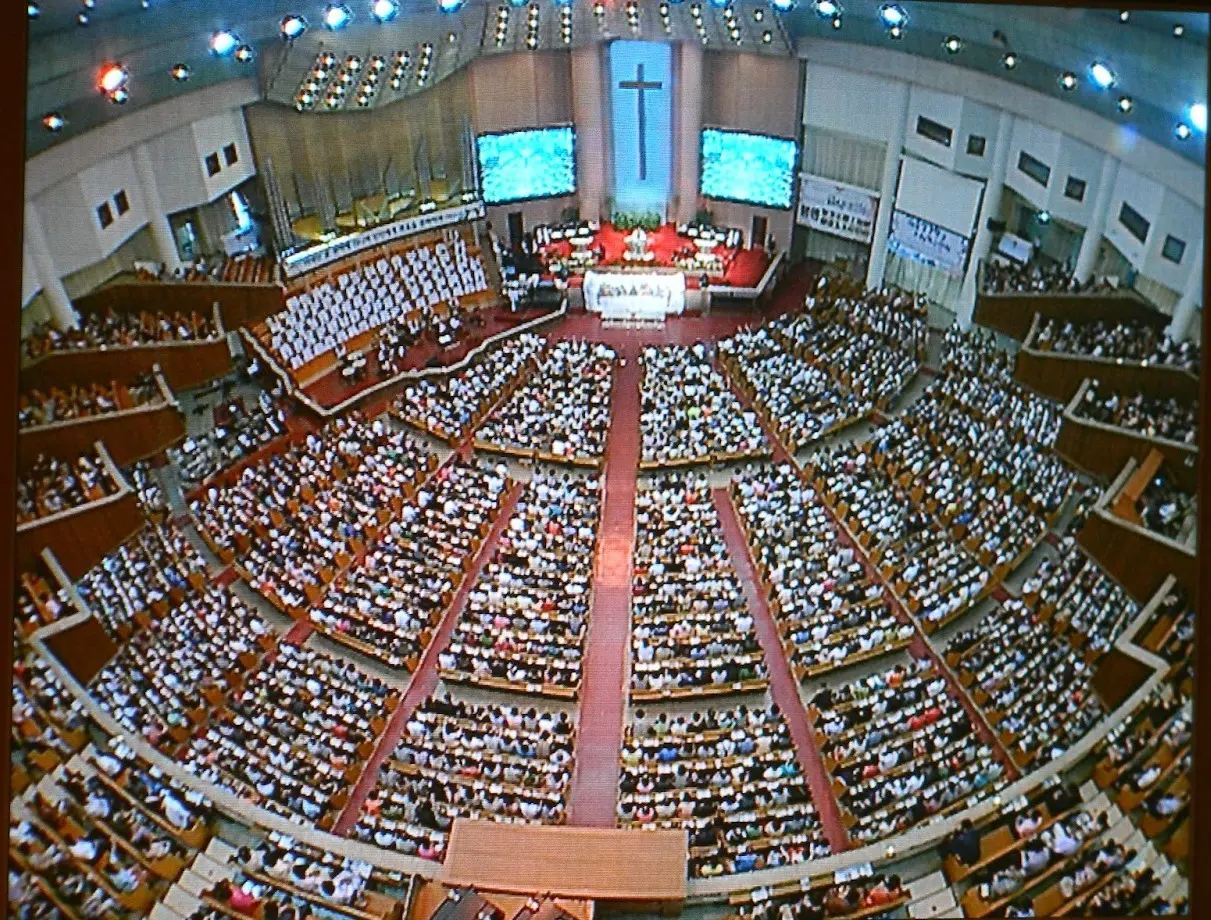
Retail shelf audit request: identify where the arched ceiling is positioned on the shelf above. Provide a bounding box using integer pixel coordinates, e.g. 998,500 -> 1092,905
25,0 -> 1209,169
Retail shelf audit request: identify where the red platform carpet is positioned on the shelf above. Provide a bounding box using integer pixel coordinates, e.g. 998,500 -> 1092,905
540,223 -> 771,289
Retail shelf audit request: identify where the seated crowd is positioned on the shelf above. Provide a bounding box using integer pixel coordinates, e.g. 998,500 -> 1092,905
170,390 -> 289,489
639,343 -> 768,466
191,414 -> 437,612
397,333 -> 545,443
127,460 -> 168,516
980,260 -> 1113,295
631,473 -> 768,696
90,585 -> 273,752
813,658 -> 1006,844
1133,467 -> 1198,544
23,309 -> 216,359
354,691 -> 575,859
1033,318 -> 1201,373
731,466 -> 914,677
940,324 -> 1015,385
181,642 -> 398,826
440,470 -> 601,696
18,374 -> 160,428
618,701 -> 830,877
729,874 -> 907,920
1074,380 -> 1198,445
313,455 -> 510,670
263,235 -> 487,371
17,448 -> 122,524
475,339 -> 616,464
76,520 -> 209,641
12,648 -> 90,787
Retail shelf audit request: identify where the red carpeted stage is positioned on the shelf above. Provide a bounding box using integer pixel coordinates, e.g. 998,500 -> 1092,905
537,222 -> 771,289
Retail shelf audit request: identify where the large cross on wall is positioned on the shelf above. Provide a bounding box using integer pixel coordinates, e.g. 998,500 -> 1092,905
608,41 -> 674,218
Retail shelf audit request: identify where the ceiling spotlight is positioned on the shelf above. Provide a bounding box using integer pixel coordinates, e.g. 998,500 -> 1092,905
879,4 -> 905,27
110,88 -> 129,104
762,30 -> 772,42
1037,211 -> 1050,223
76,11 -> 88,24
1116,95 -> 1134,113
99,63 -> 129,93
141,0 -> 150,7
593,2 -> 604,12
1173,23 -> 1184,37
171,63 -> 191,80
831,14 -> 841,28
1002,52 -> 1018,69
770,0 -> 793,8
324,3 -> 352,28
1059,71 -> 1077,90
448,30 -> 457,41
888,23 -> 903,38
1119,10 -> 1129,21
1175,122 -> 1192,140
373,0 -> 399,17
754,9 -> 764,21
1188,102 -> 1206,132
281,15 -> 307,39
210,30 -> 239,55
439,0 -> 463,10
83,0 -> 95,8
814,0 -> 837,14
1089,62 -> 1115,89
943,35 -> 961,53
27,2 -> 39,17
42,112 -> 64,132
234,44 -> 255,63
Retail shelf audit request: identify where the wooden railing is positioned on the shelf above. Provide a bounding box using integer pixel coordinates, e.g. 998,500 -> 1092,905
973,288 -> 1167,342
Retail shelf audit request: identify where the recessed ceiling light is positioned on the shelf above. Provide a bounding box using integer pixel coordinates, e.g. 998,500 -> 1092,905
281,15 -> 307,39
814,0 -> 837,15
210,30 -> 239,55
76,11 -> 88,24
943,35 -> 961,53
754,9 -> 764,21
1116,96 -> 1134,113
1175,122 -> 1192,140
234,44 -> 255,63
438,0 -> 463,11
42,112 -> 64,132
771,0 -> 794,9
1188,103 -> 1206,132
1059,71 -> 1077,90
888,23 -> 903,38
831,15 -> 841,29
27,2 -> 38,18
762,30 -> 772,42
1037,210 -> 1050,223
82,0 -> 95,8
1119,10 -> 1129,21
99,63 -> 129,93
1173,23 -> 1184,37
879,3 -> 905,27
324,4 -> 353,28
1089,62 -> 1115,89
171,63 -> 191,80
110,88 -> 129,104
1002,52 -> 1018,69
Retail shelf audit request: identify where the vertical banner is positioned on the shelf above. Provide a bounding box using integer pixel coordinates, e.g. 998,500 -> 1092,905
609,40 -> 673,219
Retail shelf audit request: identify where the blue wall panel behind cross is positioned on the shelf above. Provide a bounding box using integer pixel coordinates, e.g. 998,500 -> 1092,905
609,41 -> 674,219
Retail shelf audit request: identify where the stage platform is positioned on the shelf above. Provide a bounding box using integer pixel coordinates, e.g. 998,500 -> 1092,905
440,821 -> 688,902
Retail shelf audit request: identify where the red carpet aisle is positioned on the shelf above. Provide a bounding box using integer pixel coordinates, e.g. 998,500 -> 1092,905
566,344 -> 643,827
331,482 -> 526,835
711,488 -> 851,855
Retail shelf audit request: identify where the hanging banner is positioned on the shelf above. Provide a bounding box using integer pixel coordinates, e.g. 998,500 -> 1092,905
796,175 -> 879,243
888,209 -> 970,277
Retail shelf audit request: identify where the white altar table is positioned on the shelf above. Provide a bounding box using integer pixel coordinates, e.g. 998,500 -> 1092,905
583,271 -> 686,321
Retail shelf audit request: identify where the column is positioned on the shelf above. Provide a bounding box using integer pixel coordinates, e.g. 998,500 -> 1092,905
133,144 -> 184,274
865,81 -> 910,292
571,44 -> 609,222
1168,241 -> 1202,342
1074,154 -> 1120,284
674,41 -> 704,225
24,200 -> 77,330
958,110 -> 1015,328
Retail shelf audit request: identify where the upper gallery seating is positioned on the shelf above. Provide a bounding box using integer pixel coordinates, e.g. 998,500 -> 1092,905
23,310 -> 217,360
17,448 -> 123,524
1072,380 -> 1198,445
18,374 -> 161,428
1033,318 -> 1200,373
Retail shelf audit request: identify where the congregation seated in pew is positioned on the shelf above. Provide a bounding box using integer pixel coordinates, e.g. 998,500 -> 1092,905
439,469 -> 601,696
127,459 -> 168,516
1073,380 -> 1198,445
1033,317 -> 1201,373
980,260 -> 1113,295
639,343 -> 768,466
396,333 -> 545,443
353,691 -> 575,859
618,700 -> 830,877
475,339 -> 616,464
313,455 -> 510,670
23,309 -> 217,360
1133,466 -> 1198,544
731,465 -> 914,677
630,472 -> 768,696
18,374 -> 160,428
170,390 -> 289,490
17,448 -> 122,524
729,873 -> 908,920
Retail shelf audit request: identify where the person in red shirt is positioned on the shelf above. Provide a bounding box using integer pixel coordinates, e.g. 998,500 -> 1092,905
209,880 -> 259,916
863,875 -> 903,908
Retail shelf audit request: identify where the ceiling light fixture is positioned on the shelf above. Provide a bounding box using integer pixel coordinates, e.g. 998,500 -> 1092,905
1173,23 -> 1184,37
879,4 -> 905,27
171,63 -> 191,80
1188,102 -> 1206,132
324,3 -> 353,28
373,0 -> 400,17
210,30 -> 239,55
76,11 -> 88,24
1037,210 -> 1050,223
1116,95 -> 1133,113
27,2 -> 38,17
42,112 -> 64,132
943,35 -> 961,53
1089,62 -> 1116,89
1059,71 -> 1077,90
439,0 -> 464,11
99,63 -> 129,94
234,44 -> 255,63
110,88 -> 129,104
888,23 -> 903,39
1175,122 -> 1192,140
813,0 -> 837,15
831,14 -> 841,28
281,15 -> 307,39
1002,52 -> 1018,69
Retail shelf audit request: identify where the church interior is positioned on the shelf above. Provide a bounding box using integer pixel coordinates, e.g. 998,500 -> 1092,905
12,2 -> 1206,919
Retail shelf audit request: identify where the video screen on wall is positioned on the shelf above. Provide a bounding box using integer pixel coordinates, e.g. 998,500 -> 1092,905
476,127 -> 577,205
700,128 -> 798,210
